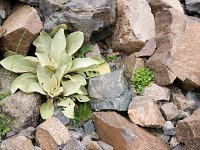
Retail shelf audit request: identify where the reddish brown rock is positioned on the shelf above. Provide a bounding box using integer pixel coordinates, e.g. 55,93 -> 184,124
128,96 -> 165,127
161,102 -> 180,120
176,108 -> 200,150
106,0 -> 155,53
147,8 -> 200,89
0,4 -> 43,55
94,112 -> 170,150
36,117 -> 71,150
0,27 -> 6,38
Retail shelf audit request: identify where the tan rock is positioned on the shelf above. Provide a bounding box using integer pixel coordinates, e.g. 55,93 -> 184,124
124,53 -> 144,79
0,4 -> 43,55
94,112 -> 170,150
0,27 -> 6,38
128,96 -> 165,127
0,136 -> 34,150
147,8 -> 200,89
161,102 -> 180,120
176,108 -> 200,150
36,117 -> 71,150
106,0 -> 155,53
87,141 -> 103,150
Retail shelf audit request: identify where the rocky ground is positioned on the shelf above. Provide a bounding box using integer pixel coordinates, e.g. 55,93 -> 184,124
1,0 -> 200,150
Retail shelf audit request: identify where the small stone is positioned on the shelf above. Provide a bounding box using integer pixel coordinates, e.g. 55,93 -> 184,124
87,141 -> 103,150
83,120 -> 95,135
162,121 -> 176,136
159,134 -> 171,143
36,117 -> 71,150
81,134 -> 93,146
170,137 -> 179,148
62,138 -> 86,150
178,110 -> 190,119
0,26 -> 6,38
173,144 -> 186,150
186,91 -> 200,108
69,130 -> 83,140
98,141 -> 114,150
142,83 -> 171,101
18,127 -> 36,139
85,44 -> 102,58
54,108 -> 70,126
34,146 -> 42,150
128,96 -> 165,127
161,102 -> 180,120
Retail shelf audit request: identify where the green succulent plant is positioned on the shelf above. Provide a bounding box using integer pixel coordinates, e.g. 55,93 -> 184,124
0,24 -> 110,120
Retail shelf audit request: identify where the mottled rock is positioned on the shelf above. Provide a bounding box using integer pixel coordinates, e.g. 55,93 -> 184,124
62,138 -> 86,150
162,121 -> 176,136
128,96 -> 165,127
17,127 -> 36,140
0,26 -> 6,38
1,4 -> 43,55
142,83 -> 171,101
94,112 -> 170,150
0,136 -> 34,150
36,117 -> 71,150
106,0 -> 155,53
98,141 -> 114,150
176,108 -> 200,150
87,141 -> 103,150
83,120 -> 95,135
170,137 -> 179,148
19,0 -> 39,6
123,53 -> 144,79
69,129 -> 84,140
88,69 -> 133,111
186,91 -> 200,108
161,102 -> 180,120
185,0 -> 200,14
0,91 -> 41,132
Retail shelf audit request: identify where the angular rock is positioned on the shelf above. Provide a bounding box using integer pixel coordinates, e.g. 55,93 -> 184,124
0,136 -> 35,150
147,8 -> 200,88
39,0 -> 116,41
176,108 -> 200,150
0,26 -> 6,38
0,0 -> 11,24
147,0 -> 184,13
0,4 -> 43,55
128,96 -> 165,127
185,0 -> 200,14
19,0 -> 39,6
98,141 -> 114,150
83,120 -> 95,135
170,137 -> 179,148
106,0 -> 155,53
36,117 -> 71,150
178,110 -> 190,119
135,39 -> 156,57
161,102 -> 180,120
123,53 -> 144,79
142,83 -> 171,101
88,69 -> 133,111
94,112 -> 170,150
186,91 -> 200,108
87,141 -> 103,150
162,121 -> 176,136
0,91 -> 41,132
62,138 -> 86,150
54,108 -> 70,126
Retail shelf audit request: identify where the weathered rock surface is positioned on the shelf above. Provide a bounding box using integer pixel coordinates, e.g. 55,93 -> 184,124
88,69 -> 133,111
147,8 -> 200,89
142,83 -> 171,101
0,26 -> 6,39
185,0 -> 200,14
186,91 -> 200,108
98,141 -> 114,150
36,117 -> 71,150
176,108 -> 200,150
62,138 -> 86,150
106,0 -> 155,53
0,91 -> 41,132
39,0 -> 116,41
0,4 -> 43,55
128,96 -> 165,127
162,121 -> 176,136
161,102 -> 180,120
94,112 -> 170,150
19,0 -> 39,6
0,0 -> 11,25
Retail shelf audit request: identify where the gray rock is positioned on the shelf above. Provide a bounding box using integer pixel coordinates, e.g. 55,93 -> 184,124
83,120 -> 95,135
161,102 -> 180,120
0,91 -> 41,132
18,0 -> 39,6
54,108 -> 70,126
88,69 -> 133,111
170,137 -> 180,148
39,0 -> 116,41
173,144 -> 186,150
98,141 -> 114,150
68,128 -> 84,140
62,138 -> 86,150
159,134 -> 171,143
186,91 -> 200,108
162,121 -> 176,136
34,146 -> 42,150
178,110 -> 190,119
185,0 -> 200,14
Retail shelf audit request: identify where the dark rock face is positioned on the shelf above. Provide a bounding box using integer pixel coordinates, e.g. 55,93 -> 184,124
185,0 -> 200,14
39,0 -> 116,41
18,0 -> 39,6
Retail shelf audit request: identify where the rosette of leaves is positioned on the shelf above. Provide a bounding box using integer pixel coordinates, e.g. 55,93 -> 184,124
0,25 -> 110,120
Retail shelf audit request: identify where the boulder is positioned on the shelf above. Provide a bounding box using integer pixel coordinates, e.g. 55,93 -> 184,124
147,8 -> 200,89
142,83 -> 171,101
0,0 -> 11,25
36,117 -> 71,150
0,91 -> 41,132
88,69 -> 133,111
0,4 -> 43,55
128,96 -> 165,127
185,0 -> 200,15
94,112 -> 170,150
161,102 -> 180,120
176,108 -> 200,150
39,0 -> 116,41
106,0 -> 155,53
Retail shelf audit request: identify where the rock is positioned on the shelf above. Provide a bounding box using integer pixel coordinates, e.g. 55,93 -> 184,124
19,0 -> 39,6
36,117 -> 71,150
17,127 -> 36,140
162,121 -> 176,136
34,146 -> 42,150
85,44 -> 102,58
68,129 -> 84,140
62,138 -> 86,150
81,134 -> 93,146
0,0 -> 11,24
128,96 -> 165,127
106,0 -> 155,53
178,110 -> 190,119
123,53 -> 145,79
83,120 -> 95,135
0,91 -> 41,132
98,141 -> 114,150
173,144 -> 186,150
0,4 -> 43,55
87,141 -> 103,150
147,0 -> 184,13
94,112 -> 170,150
54,108 -> 70,126
0,26 -> 6,38
39,0 -> 116,41
186,91 -> 200,108
135,39 -> 156,57
147,8 -> 200,89
0,136 -> 35,150
161,102 -> 180,120
185,0 -> 200,14
90,26 -> 113,42
176,108 -> 200,150
170,137 -> 179,148
142,83 -> 171,101
88,69 -> 133,111
159,134 -> 171,143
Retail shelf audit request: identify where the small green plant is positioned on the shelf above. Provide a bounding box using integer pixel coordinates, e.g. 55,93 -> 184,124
0,91 -> 10,101
131,67 -> 155,95
0,113 -> 11,138
75,44 -> 95,58
105,54 -> 117,62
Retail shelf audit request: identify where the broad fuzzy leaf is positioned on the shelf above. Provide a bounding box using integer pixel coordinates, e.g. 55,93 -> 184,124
22,56 -> 39,64
55,65 -> 68,86
71,94 -> 90,102
66,31 -> 84,55
40,99 -> 54,119
62,80 -> 82,97
57,98 -> 75,118
66,74 -> 86,85
49,24 -> 69,37
28,82 -> 46,95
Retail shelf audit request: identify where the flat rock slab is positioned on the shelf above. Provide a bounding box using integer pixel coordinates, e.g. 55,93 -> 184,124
94,112 -> 170,150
